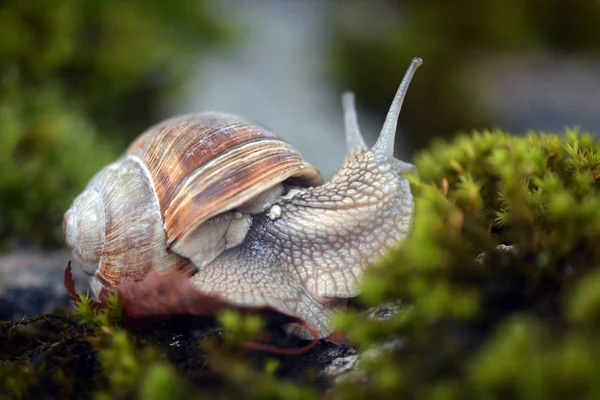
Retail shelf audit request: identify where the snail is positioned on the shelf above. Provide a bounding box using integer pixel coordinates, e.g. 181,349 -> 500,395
63,57 -> 422,347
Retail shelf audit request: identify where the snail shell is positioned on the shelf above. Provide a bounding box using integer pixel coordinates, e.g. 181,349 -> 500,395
64,112 -> 322,290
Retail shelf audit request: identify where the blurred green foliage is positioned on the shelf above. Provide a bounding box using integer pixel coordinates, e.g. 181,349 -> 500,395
0,0 -> 234,248
0,85 -> 116,246
328,0 -> 600,155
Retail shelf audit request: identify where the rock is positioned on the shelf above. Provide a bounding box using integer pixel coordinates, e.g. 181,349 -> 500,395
322,300 -> 407,384
475,244 -> 518,265
0,249 -> 90,320
323,354 -> 359,377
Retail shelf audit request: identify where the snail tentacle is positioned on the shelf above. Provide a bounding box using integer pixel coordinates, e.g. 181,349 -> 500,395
372,57 -> 423,161
342,91 -> 367,152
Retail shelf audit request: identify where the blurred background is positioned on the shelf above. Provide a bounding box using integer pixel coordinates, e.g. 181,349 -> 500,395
0,0 -> 599,316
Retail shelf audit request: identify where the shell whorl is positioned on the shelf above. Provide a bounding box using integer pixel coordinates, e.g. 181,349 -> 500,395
126,112 -> 324,248
88,157 -> 194,288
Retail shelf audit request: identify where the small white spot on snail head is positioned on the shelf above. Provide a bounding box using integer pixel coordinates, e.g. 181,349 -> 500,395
267,204 -> 282,220
233,211 -> 244,220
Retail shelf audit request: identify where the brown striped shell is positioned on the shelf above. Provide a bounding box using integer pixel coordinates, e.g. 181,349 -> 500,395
63,112 -> 323,289
126,112 -> 323,248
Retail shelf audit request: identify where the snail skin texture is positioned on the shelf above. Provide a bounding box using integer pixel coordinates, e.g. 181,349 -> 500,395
63,58 -> 423,340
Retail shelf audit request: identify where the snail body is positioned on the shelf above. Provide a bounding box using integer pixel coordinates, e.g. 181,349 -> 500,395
64,58 -> 422,339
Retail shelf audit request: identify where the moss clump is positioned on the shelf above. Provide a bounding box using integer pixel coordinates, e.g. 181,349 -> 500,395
331,128 -> 600,399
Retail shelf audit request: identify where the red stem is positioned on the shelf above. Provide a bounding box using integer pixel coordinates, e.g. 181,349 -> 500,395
243,320 -> 320,355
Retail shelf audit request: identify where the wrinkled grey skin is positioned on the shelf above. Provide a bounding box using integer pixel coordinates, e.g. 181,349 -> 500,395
189,58 -> 422,338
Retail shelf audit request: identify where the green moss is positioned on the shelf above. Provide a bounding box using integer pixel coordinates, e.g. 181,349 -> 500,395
330,128 -> 600,399
138,363 -> 187,400
469,317 -> 600,399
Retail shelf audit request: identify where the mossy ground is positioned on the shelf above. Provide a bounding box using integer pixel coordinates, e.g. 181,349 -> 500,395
0,297 -> 348,400
2,128 -> 600,399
